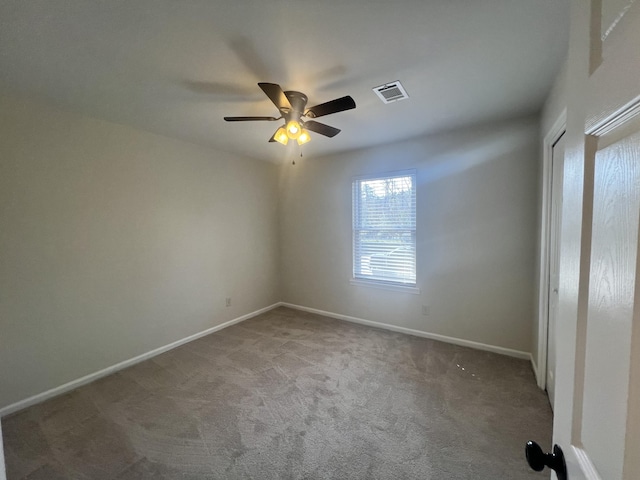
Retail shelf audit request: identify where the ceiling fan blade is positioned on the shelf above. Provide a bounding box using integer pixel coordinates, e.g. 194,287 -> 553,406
258,82 -> 292,112
268,129 -> 278,142
303,120 -> 341,138
305,96 -> 356,118
224,116 -> 279,122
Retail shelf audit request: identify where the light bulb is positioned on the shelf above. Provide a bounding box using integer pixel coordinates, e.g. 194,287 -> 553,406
297,129 -> 311,145
274,127 -> 289,145
286,120 -> 301,139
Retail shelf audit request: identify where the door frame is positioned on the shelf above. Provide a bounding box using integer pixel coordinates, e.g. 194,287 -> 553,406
0,422 -> 6,480
535,109 -> 567,390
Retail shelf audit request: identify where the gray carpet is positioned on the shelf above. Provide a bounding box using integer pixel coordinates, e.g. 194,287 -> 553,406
2,307 -> 552,479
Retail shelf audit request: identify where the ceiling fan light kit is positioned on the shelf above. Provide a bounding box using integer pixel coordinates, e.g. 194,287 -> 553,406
285,120 -> 301,139
274,127 -> 289,145
224,82 -> 356,147
297,129 -> 311,145
273,124 -> 310,146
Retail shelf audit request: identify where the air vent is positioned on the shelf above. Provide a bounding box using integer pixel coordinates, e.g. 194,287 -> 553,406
373,80 -> 409,104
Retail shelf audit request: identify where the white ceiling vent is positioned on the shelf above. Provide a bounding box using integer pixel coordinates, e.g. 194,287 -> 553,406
372,80 -> 409,104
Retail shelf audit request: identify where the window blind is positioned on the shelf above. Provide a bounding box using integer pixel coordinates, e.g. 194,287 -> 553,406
352,171 -> 416,285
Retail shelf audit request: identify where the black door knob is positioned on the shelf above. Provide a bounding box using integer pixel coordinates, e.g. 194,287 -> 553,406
525,441 -> 568,480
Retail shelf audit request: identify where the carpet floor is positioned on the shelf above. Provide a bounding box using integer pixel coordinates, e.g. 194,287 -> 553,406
2,307 -> 552,479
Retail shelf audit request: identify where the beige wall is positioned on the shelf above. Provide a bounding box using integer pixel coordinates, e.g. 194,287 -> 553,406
0,95 -> 280,410
541,59 -> 568,137
0,91 -> 545,414
279,116 -> 540,353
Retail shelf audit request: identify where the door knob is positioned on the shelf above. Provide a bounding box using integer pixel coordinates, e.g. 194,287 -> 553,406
525,441 -> 567,480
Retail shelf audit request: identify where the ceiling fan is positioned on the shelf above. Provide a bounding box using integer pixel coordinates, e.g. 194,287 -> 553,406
224,82 -> 356,146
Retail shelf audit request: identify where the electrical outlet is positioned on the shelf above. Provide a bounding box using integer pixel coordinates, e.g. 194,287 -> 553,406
421,305 -> 430,316
225,297 -> 231,307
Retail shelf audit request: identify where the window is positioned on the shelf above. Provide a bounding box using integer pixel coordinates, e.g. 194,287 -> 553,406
352,170 -> 416,287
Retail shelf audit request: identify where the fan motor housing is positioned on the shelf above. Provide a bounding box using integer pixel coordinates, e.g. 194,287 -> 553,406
283,91 -> 308,118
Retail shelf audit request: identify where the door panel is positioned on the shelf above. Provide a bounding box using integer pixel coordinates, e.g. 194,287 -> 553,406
600,0 -> 635,41
550,0 -> 640,479
582,126 -> 640,479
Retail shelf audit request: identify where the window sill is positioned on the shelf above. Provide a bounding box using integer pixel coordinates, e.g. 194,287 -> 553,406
349,278 -> 421,294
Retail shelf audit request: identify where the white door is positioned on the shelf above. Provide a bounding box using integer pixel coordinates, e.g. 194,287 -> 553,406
546,133 -> 565,411
547,1 -> 640,479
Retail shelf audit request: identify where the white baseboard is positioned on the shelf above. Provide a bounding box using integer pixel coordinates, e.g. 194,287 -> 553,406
0,303 -> 280,418
281,302 -> 531,360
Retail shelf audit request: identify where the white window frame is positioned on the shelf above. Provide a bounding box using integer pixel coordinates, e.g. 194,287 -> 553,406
351,170 -> 418,293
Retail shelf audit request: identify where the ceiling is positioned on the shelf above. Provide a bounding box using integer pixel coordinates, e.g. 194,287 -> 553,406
0,0 -> 570,163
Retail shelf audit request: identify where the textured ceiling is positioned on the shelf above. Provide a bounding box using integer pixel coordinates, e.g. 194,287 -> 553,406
0,0 -> 570,163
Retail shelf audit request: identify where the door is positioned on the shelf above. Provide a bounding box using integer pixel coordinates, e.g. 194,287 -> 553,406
547,1 -> 640,479
546,133 -> 565,411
